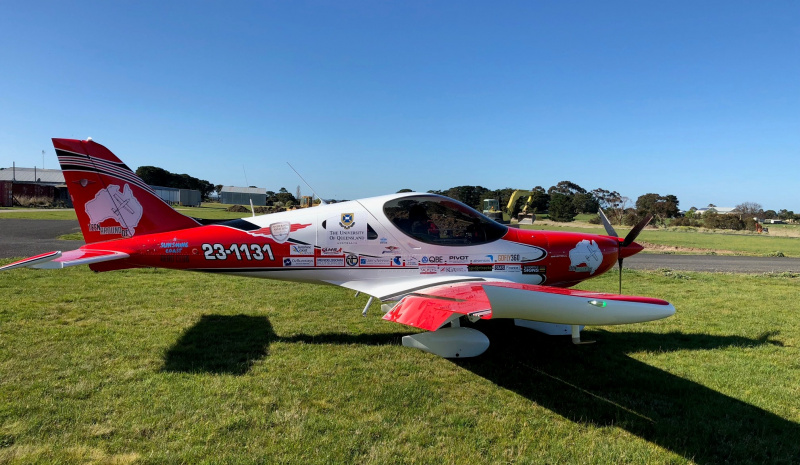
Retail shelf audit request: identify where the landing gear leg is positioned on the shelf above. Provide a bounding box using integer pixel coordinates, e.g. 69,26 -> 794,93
361,296 -> 374,316
571,324 -> 595,345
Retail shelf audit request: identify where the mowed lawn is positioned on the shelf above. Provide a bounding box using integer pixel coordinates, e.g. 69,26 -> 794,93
523,223 -> 800,257
1,263 -> 799,463
3,206 -> 800,256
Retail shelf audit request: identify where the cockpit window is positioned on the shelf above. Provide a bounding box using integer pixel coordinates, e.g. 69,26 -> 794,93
383,195 -> 508,246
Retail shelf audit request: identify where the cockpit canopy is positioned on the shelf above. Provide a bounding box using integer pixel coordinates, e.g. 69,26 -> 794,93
383,195 -> 508,246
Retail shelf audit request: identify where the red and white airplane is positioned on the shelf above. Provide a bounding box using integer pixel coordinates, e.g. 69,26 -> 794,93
1,139 -> 675,357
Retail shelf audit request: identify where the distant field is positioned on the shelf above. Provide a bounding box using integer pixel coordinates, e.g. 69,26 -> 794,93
1,263 -> 798,463
522,223 -> 800,257
4,205 -> 800,257
0,203 -> 250,221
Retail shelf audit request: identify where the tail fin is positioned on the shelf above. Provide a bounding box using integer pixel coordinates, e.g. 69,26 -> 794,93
53,138 -> 200,243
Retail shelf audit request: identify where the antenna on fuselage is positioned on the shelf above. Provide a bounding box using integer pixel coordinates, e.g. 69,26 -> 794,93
287,162 -> 329,205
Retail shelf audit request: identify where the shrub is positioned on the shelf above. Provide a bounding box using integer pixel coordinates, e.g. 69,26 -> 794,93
14,195 -> 55,208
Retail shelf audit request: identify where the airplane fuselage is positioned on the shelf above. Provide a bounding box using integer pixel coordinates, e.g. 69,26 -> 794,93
84,193 -> 634,298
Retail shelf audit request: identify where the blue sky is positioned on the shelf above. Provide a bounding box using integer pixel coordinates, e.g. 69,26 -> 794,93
1,1 -> 798,211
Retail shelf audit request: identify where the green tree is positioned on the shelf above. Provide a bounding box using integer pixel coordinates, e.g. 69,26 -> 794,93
548,192 -> 577,222
572,192 -> 599,214
135,166 -> 215,200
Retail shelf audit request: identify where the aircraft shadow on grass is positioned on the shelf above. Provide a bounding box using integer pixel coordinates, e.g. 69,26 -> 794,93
161,314 -> 411,375
162,315 -> 798,463
456,321 -> 798,465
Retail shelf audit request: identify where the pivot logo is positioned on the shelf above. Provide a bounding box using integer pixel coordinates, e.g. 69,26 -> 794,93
421,256 -> 444,264
346,254 -> 359,267
448,255 -> 469,263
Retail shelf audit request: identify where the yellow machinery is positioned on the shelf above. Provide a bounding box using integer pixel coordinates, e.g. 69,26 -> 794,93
299,195 -> 314,208
482,190 -> 537,224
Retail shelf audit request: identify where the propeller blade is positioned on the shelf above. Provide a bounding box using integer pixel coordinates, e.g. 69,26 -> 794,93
622,214 -> 653,247
598,209 -> 618,238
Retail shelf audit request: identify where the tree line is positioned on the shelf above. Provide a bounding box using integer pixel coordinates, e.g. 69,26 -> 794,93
135,164 -> 795,230
426,182 -> 681,226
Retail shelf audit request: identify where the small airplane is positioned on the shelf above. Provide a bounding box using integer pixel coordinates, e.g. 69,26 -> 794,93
1,138 -> 675,357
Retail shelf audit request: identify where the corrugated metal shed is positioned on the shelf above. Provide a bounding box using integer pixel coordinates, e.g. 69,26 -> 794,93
220,186 -> 267,206
0,167 -> 65,185
179,189 -> 201,207
152,186 -> 180,204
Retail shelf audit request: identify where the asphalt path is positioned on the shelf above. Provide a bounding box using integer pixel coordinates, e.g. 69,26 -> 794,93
1,218 -> 799,273
625,253 -> 800,274
0,219 -> 84,259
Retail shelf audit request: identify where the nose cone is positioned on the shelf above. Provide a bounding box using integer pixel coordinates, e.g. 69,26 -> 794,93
620,240 -> 644,259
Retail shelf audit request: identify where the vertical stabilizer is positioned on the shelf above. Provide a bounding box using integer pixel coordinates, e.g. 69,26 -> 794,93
53,138 -> 200,243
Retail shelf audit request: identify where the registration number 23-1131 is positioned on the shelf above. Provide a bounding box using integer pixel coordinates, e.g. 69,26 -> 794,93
201,243 -> 275,261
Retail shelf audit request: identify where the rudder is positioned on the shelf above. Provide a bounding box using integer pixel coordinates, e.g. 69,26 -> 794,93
54,138 -> 200,243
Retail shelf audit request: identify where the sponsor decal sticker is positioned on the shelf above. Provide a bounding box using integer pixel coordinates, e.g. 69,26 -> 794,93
290,244 -> 314,255
320,247 -> 343,256
438,265 -> 468,273
268,222 -> 292,244
159,239 -> 189,254
470,255 -> 494,264
523,265 -> 547,274
339,213 -> 356,229
448,255 -> 470,264
345,253 -> 359,267
283,257 -> 314,267
382,246 -> 401,254
468,265 -> 493,272
419,265 -> 438,275
360,256 -> 392,266
419,255 -> 444,264
496,254 -> 520,262
568,239 -> 602,274
324,213 -> 367,245
493,264 -> 521,272
316,257 -> 345,267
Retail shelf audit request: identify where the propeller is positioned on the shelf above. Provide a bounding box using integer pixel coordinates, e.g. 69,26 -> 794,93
598,209 -> 653,294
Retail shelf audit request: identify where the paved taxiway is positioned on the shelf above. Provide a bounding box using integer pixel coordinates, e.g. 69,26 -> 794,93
1,218 -> 799,273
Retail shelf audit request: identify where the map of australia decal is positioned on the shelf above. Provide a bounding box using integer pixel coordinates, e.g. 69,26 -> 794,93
84,184 -> 143,237
568,239 -> 602,274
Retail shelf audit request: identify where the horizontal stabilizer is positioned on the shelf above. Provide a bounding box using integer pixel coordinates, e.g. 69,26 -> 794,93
1,249 -> 129,271
0,251 -> 62,271
33,249 -> 130,269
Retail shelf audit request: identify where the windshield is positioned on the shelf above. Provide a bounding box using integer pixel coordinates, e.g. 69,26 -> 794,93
383,195 -> 508,246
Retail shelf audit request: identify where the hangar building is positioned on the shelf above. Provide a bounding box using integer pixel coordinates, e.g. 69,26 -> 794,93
219,186 -> 267,206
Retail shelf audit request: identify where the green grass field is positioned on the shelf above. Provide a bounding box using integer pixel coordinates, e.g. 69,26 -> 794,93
0,203 -> 248,221
522,223 -> 800,257
1,263 -> 798,463
4,205 -> 800,257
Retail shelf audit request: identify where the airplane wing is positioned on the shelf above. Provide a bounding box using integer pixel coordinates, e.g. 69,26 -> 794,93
0,249 -> 129,271
383,281 -> 675,331
326,275 -> 508,301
